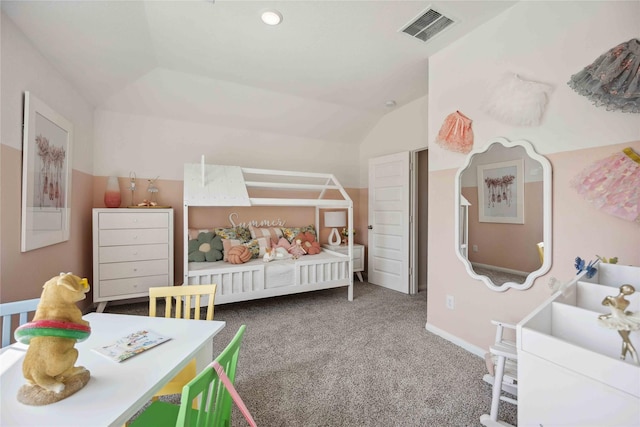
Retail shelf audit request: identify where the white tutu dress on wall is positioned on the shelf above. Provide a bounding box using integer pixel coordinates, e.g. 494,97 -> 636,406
483,73 -> 553,126
568,38 -> 640,113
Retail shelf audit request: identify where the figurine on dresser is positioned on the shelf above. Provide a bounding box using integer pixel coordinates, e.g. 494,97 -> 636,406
597,284 -> 640,364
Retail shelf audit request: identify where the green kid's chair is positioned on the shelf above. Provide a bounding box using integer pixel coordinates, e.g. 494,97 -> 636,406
130,325 -> 254,427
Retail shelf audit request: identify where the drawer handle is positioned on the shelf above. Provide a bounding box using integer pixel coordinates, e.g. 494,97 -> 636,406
133,235 -> 138,240
133,268 -> 138,272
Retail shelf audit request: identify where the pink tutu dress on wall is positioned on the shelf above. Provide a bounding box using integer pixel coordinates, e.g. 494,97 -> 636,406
435,110 -> 474,153
571,147 -> 640,223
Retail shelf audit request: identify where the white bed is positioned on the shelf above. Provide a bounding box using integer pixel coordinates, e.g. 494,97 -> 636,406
183,162 -> 354,305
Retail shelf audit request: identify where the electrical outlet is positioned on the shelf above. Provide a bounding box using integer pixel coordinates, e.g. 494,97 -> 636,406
446,295 -> 455,310
472,244 -> 478,252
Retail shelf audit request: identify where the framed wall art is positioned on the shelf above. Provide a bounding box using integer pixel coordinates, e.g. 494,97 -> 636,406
21,92 -> 74,252
477,159 -> 524,224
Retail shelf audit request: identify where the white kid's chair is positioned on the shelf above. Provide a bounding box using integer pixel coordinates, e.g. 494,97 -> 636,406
480,320 -> 518,427
0,298 -> 40,347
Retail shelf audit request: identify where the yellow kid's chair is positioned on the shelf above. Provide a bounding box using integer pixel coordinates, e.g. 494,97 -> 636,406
536,242 -> 544,265
149,284 -> 218,402
131,325 -> 250,427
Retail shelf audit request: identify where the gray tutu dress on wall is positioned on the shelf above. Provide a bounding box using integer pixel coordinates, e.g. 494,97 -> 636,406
567,38 -> 640,113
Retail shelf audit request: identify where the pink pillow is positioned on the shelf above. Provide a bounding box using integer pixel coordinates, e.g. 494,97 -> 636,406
249,225 -> 283,244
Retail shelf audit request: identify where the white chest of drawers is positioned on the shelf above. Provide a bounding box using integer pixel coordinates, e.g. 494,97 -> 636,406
322,243 -> 365,282
92,208 -> 174,312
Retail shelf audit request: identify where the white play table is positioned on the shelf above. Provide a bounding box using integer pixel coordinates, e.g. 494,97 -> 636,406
0,312 -> 225,427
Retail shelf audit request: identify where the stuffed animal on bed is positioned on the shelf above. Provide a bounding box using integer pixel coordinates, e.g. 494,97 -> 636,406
262,241 -> 291,262
15,273 -> 92,405
288,239 -> 307,258
264,238 -> 293,262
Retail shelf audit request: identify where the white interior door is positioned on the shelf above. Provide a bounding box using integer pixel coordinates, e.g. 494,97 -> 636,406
368,152 -> 410,294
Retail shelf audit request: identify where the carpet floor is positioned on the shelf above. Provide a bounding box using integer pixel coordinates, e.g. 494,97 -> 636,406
107,282 -> 517,426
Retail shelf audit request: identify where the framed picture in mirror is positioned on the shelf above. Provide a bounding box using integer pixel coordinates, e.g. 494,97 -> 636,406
477,159 -> 524,224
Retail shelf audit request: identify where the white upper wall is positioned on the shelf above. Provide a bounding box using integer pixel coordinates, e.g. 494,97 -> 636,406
429,0 -> 640,171
94,109 -> 361,187
358,95 -> 428,185
100,67 -> 381,146
94,91 -> 428,189
1,12 -> 94,174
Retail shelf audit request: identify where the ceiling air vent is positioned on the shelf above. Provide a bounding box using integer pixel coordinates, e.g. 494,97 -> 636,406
400,7 -> 454,42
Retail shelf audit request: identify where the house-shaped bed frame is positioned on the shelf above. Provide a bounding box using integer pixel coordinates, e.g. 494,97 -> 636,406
183,162 -> 354,304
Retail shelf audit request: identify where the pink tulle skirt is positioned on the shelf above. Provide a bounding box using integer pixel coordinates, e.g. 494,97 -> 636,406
435,110 -> 474,153
571,147 -> 640,223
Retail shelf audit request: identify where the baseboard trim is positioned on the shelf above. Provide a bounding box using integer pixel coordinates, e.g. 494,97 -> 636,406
425,322 -> 486,358
470,262 -> 528,277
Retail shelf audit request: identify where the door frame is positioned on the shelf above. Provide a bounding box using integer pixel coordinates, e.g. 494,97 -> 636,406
410,150 -> 418,295
410,148 -> 428,296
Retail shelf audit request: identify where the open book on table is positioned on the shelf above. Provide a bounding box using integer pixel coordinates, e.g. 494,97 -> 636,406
93,330 -> 171,362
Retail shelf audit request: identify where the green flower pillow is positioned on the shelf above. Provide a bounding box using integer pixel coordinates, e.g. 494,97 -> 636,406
188,232 -> 223,262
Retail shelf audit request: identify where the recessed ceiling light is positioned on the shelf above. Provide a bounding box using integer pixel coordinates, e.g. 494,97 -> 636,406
261,10 -> 283,26
385,100 -> 397,108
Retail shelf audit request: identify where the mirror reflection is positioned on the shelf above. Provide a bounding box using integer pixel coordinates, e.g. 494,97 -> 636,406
455,137 -> 552,291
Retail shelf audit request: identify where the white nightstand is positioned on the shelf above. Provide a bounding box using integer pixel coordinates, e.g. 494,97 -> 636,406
321,243 -> 364,282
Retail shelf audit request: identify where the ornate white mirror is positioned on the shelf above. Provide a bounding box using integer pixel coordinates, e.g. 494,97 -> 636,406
454,137 -> 552,291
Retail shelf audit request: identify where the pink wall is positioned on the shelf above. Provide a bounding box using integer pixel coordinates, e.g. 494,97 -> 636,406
428,141 -> 640,351
463,181 -> 543,273
1,145 -> 94,309
1,13 -> 95,311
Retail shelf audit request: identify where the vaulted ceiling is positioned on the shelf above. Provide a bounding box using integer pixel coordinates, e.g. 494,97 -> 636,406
2,1 -> 517,144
